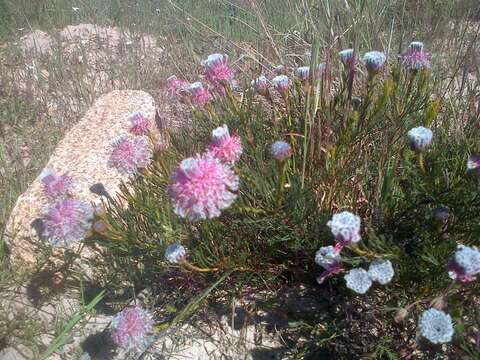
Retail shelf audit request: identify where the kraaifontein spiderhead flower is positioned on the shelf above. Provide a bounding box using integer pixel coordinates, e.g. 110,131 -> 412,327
315,246 -> 342,271
168,153 -> 239,221
327,211 -> 361,246
363,51 -> 386,74
368,260 -> 394,285
402,41 -> 431,71
164,243 -> 187,264
344,268 -> 372,294
251,76 -> 269,96
448,244 -> 480,282
295,66 -> 310,83
111,306 -> 153,352
407,126 -> 433,152
467,154 -> 480,175
167,75 -> 189,97
129,112 -> 149,136
271,140 -> 292,162
208,124 -> 243,165
188,82 -> 213,108
43,199 -> 93,246
40,171 -> 74,201
272,75 -> 290,95
339,48 -> 355,66
109,136 -> 152,175
202,53 -> 233,87
418,308 -> 454,344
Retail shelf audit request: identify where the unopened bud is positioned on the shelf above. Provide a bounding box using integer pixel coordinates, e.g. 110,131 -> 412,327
394,308 -> 409,324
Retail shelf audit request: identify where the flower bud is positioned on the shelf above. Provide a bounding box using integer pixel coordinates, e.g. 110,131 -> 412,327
394,308 -> 409,324
270,140 -> 292,162
363,51 -> 386,75
251,76 -> 269,96
339,48 -> 355,66
272,75 -> 290,95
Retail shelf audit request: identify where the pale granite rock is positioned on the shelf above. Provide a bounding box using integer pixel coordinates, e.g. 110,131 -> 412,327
5,90 -> 156,266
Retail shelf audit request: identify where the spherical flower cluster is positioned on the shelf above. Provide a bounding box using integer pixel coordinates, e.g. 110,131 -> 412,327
407,126 -> 433,152
251,76 -> 269,96
42,199 -> 93,246
272,75 -> 290,94
448,244 -> 480,282
202,53 -> 233,87
367,260 -> 394,285
167,75 -> 189,97
270,140 -> 292,162
339,48 -> 355,66
418,308 -> 454,344
295,66 -> 310,82
111,306 -> 153,352
402,41 -> 431,71
327,211 -> 361,246
109,136 -> 152,175
129,112 -> 149,136
363,51 -> 386,74
168,153 -> 239,221
164,243 -> 187,264
208,124 -> 243,165
188,82 -> 213,108
344,268 -> 372,294
40,171 -> 74,201
315,246 -> 342,271
467,154 -> 480,175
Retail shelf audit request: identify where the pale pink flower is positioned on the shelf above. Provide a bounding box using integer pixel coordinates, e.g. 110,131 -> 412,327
315,246 -> 344,284
167,75 -> 189,97
188,82 -> 213,108
202,53 -> 233,87
467,154 -> 480,175
402,41 -> 431,71
327,211 -> 361,246
272,75 -> 290,95
168,153 -> 239,221
129,112 -> 149,136
295,66 -> 310,83
111,306 -> 153,352
40,171 -> 74,201
109,136 -> 152,175
43,199 -> 93,246
339,48 -> 355,66
448,244 -> 480,283
208,124 -> 243,165
251,76 -> 269,96
363,51 -> 386,74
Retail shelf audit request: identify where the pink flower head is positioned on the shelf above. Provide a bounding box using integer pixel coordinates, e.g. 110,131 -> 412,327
251,76 -> 269,96
167,75 -> 189,97
202,53 -> 233,87
272,75 -> 290,95
327,211 -> 361,246
43,199 -> 93,246
467,153 -> 480,175
447,244 -> 480,283
271,140 -> 292,162
208,124 -> 243,165
315,246 -> 344,284
188,82 -> 213,108
168,153 -> 239,221
109,136 -> 152,175
129,112 -> 149,136
111,306 -> 153,352
402,41 -> 431,71
40,171 -> 74,201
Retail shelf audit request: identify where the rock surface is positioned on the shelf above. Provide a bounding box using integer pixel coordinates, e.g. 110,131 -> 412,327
5,90 -> 156,266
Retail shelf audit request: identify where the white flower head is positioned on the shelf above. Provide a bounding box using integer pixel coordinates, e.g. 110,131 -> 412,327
368,260 -> 394,285
344,268 -> 372,294
467,154 -> 480,171
339,48 -> 355,66
407,126 -> 433,152
409,41 -> 424,52
315,246 -> 341,270
295,66 -> 310,81
272,75 -> 290,93
164,243 -> 186,264
251,76 -> 269,94
327,211 -> 361,245
418,308 -> 454,344
454,245 -> 480,276
271,140 -> 292,162
201,53 -> 228,67
363,51 -> 386,73
211,124 -> 230,142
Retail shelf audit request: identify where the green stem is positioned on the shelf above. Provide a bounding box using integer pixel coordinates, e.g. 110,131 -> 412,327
275,160 -> 288,209
417,152 -> 425,174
